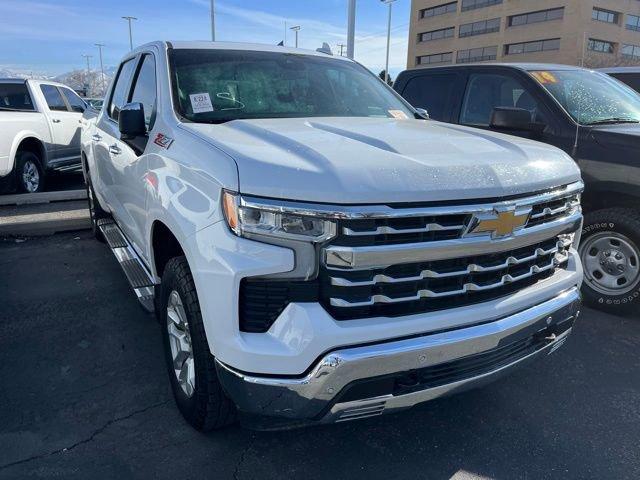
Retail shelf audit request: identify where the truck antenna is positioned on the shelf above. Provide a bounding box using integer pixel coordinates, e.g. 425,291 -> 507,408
573,32 -> 588,155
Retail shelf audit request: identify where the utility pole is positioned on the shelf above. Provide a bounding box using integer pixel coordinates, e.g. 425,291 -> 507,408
210,0 -> 216,41
94,43 -> 106,94
381,0 -> 396,84
347,0 -> 356,59
81,54 -> 92,96
290,25 -> 301,48
337,43 -> 346,56
122,16 -> 137,50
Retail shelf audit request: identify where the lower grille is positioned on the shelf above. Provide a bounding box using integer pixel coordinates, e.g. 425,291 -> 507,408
322,237 -> 570,320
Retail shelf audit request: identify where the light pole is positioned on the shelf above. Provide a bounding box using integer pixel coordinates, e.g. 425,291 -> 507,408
290,25 -> 301,48
81,54 -> 92,96
347,0 -> 356,59
94,43 -> 106,94
210,0 -> 216,41
122,16 -> 137,50
381,0 -> 396,84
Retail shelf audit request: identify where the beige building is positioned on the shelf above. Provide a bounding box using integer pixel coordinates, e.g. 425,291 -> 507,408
407,0 -> 640,69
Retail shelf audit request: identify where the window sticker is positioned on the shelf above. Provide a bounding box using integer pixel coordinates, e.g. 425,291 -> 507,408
189,93 -> 214,113
388,109 -> 409,120
531,71 -> 558,85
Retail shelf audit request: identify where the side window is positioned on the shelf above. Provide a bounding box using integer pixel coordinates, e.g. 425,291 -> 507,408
40,84 -> 68,112
0,83 -> 34,111
109,58 -> 137,120
401,74 -> 459,121
61,88 -> 86,113
129,54 -> 157,130
460,73 -> 545,126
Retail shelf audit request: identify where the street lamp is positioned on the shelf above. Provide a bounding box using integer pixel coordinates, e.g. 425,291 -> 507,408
381,0 -> 396,84
347,0 -> 356,59
122,16 -> 137,50
290,25 -> 301,48
81,54 -> 92,96
210,0 -> 216,41
94,43 -> 106,94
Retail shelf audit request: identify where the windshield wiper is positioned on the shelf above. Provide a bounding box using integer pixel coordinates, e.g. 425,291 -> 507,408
585,117 -> 640,125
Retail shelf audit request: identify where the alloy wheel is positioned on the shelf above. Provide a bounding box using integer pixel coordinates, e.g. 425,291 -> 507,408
166,290 -> 196,397
22,160 -> 40,192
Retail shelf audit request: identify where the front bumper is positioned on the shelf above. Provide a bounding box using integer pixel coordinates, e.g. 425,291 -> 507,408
216,287 -> 580,428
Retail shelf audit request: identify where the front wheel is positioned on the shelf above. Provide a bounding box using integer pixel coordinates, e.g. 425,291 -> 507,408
16,151 -> 45,193
159,256 -> 236,431
579,208 -> 640,315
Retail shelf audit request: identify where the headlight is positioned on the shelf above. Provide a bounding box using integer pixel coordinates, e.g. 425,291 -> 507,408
222,191 -> 337,242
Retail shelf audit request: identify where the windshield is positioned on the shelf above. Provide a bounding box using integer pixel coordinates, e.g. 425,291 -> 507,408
169,49 -> 414,123
530,69 -> 640,125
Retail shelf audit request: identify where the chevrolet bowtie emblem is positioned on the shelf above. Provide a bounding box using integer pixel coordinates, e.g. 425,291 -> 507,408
468,208 -> 530,238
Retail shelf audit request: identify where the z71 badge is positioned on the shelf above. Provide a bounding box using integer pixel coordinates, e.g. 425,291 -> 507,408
153,133 -> 174,149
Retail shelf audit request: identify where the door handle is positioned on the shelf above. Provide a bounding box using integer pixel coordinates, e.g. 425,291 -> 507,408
52,119 -> 61,123
109,144 -> 122,155
92,134 -> 102,142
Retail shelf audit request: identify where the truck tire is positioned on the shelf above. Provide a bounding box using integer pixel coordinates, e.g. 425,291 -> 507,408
16,151 -> 45,193
579,208 -> 640,315
159,256 -> 237,430
86,177 -> 108,242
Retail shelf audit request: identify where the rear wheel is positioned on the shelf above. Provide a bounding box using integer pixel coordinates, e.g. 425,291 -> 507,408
16,151 -> 45,193
159,256 -> 236,431
580,208 -> 640,315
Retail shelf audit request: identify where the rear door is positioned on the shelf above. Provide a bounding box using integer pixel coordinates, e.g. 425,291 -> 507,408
396,70 -> 466,122
39,84 -> 83,163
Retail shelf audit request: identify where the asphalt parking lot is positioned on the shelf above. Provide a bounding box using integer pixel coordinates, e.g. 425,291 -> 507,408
0,231 -> 639,480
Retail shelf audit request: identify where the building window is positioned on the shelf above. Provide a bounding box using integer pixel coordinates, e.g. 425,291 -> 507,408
456,46 -> 498,63
419,2 -> 457,19
622,44 -> 640,58
509,8 -> 564,27
419,27 -> 455,42
592,8 -> 619,24
416,52 -> 453,66
459,18 -> 500,37
505,38 -> 560,55
460,0 -> 502,13
626,14 -> 640,32
588,38 -> 615,54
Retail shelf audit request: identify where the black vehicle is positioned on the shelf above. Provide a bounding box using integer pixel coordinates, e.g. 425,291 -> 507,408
599,67 -> 640,93
395,63 -> 640,314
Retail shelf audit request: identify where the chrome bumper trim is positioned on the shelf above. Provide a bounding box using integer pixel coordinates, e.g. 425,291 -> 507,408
216,287 -> 581,425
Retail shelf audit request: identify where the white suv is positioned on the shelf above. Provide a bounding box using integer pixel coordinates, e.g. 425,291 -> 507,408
82,41 -> 583,430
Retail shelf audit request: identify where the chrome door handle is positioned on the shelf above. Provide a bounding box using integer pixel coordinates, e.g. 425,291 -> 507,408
92,134 -> 102,142
52,118 -> 61,123
109,144 -> 122,155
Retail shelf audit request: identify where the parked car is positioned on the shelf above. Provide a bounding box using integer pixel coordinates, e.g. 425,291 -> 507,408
599,67 -> 640,93
82,42 -> 583,431
0,78 -> 87,192
85,98 -> 104,110
395,63 -> 640,314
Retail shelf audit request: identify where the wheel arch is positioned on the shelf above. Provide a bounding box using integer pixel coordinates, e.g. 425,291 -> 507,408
582,182 -> 640,214
11,134 -> 47,170
150,220 -> 187,280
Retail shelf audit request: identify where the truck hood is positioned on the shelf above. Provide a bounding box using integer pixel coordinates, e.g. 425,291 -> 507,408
183,117 -> 581,204
590,123 -> 640,151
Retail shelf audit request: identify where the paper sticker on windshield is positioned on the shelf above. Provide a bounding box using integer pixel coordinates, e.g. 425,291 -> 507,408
531,71 -> 558,85
189,93 -> 214,113
388,110 -> 409,120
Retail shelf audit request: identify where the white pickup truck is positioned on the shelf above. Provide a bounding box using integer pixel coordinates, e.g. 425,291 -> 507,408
82,41 -> 584,431
0,78 -> 87,192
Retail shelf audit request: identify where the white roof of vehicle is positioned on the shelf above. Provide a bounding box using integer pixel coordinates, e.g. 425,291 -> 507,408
136,40 -> 350,61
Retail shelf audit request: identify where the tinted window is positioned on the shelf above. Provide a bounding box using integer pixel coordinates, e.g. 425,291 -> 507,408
610,73 -> 640,93
0,83 -> 34,111
130,54 -> 157,129
40,84 -> 67,112
109,58 -> 137,120
61,88 -> 86,113
401,74 -> 458,121
460,73 -> 544,126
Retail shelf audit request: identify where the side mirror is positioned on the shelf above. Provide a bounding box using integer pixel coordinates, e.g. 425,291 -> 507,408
119,102 -> 146,139
415,108 -> 430,120
490,107 -> 545,135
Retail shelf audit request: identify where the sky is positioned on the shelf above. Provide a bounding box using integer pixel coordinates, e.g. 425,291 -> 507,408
0,0 -> 411,78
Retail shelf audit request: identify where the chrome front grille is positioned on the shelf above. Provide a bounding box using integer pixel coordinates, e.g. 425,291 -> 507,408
320,182 -> 583,320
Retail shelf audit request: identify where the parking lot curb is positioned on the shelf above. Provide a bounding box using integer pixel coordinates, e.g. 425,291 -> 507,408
0,199 -> 90,236
0,189 -> 87,207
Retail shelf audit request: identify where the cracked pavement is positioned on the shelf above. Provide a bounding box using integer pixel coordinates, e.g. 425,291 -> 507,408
1,232 -> 639,480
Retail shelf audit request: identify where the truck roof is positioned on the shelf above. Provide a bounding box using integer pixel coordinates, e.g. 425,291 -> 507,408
135,40 -> 350,61
407,62 -> 591,73
598,66 -> 640,74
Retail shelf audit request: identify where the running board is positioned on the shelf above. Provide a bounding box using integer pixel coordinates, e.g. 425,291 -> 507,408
98,219 -> 155,312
